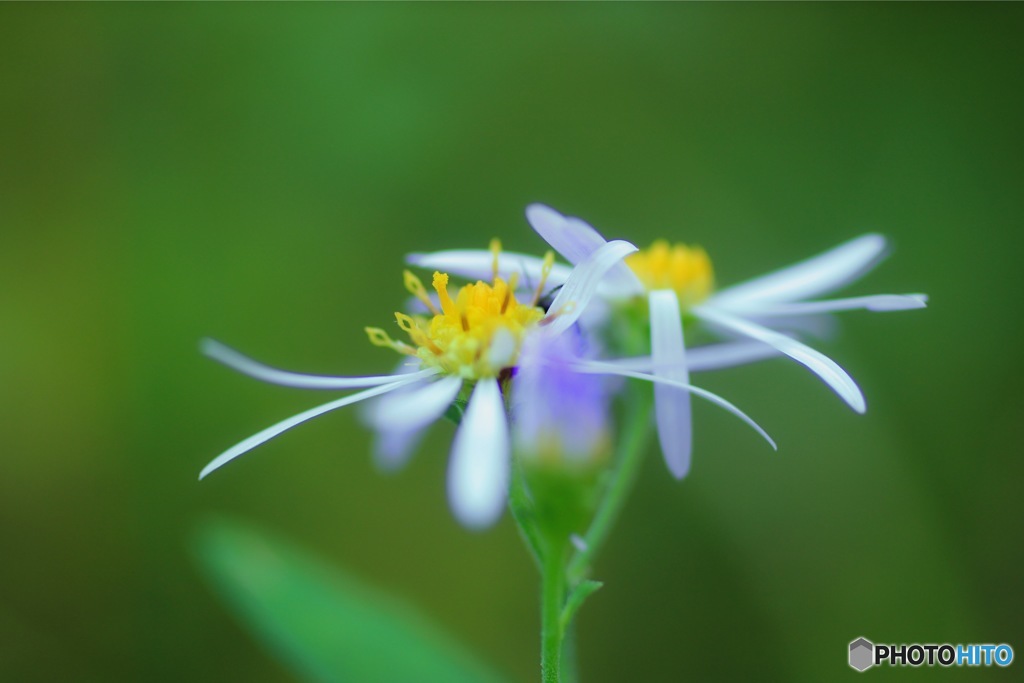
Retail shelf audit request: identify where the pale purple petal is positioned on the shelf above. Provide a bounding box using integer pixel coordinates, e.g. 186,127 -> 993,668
406,249 -> 573,288
364,375 -> 463,433
744,313 -> 839,340
649,290 -> 692,478
448,378 -> 510,529
543,240 -> 638,337
695,306 -> 866,413
372,428 -> 426,472
202,339 -> 438,390
687,341 -> 780,371
709,234 -> 888,307
199,376 -> 426,480
360,362 -> 448,471
729,293 -> 928,317
601,341 -> 781,374
525,204 -> 644,296
525,203 -> 614,265
513,331 -> 610,462
571,360 -> 777,450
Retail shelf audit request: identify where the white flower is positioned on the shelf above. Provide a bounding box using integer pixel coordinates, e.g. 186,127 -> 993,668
409,204 -> 926,478
199,238 -> 637,529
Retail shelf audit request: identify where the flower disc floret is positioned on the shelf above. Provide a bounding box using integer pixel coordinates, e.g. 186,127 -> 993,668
626,240 -> 714,307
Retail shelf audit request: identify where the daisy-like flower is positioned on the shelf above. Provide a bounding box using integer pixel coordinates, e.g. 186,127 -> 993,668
200,239 -> 636,529
409,204 -> 926,478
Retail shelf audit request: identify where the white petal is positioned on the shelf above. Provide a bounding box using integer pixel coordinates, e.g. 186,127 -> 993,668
526,204 -> 644,295
710,234 -> 888,307
745,313 -> 839,340
730,293 -> 928,317
447,378 -> 510,529
695,306 -> 866,413
202,339 -> 438,389
364,375 -> 463,433
406,249 -> 573,288
543,240 -> 639,337
602,341 -> 781,374
486,327 -> 518,370
361,367 -> 461,470
687,341 -> 780,372
199,377 -> 424,480
649,290 -> 692,479
571,361 -> 777,450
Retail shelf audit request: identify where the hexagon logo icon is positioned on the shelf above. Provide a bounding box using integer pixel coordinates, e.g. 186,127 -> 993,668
849,637 -> 874,671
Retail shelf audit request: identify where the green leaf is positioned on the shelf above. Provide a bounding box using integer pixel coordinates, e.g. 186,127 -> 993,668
194,519 -> 507,683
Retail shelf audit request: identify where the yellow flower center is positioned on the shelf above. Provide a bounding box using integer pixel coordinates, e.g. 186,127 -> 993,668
366,241 -> 554,380
625,240 -> 714,307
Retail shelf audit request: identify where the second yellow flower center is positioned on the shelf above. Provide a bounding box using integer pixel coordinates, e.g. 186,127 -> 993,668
625,240 -> 714,307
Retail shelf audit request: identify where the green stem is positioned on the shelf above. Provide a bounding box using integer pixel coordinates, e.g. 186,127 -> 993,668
567,385 -> 654,583
561,622 -> 579,683
541,539 -> 568,683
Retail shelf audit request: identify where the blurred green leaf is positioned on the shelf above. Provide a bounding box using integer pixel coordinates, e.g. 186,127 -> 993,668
194,519 -> 508,683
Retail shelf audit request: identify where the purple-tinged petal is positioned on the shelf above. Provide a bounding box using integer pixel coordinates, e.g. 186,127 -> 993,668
543,240 -> 638,337
710,234 -> 888,307
695,306 -> 866,413
202,339 -> 439,390
729,293 -> 928,317
199,376 -> 427,480
601,341 -> 781,374
687,341 -> 780,371
364,375 -> 463,433
513,331 -> 611,463
406,249 -> 573,288
526,204 -> 644,296
649,289 -> 692,479
571,360 -> 777,450
372,428 -> 427,472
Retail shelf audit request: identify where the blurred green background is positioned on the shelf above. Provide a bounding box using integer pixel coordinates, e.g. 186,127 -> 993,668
2,3 -> 1022,682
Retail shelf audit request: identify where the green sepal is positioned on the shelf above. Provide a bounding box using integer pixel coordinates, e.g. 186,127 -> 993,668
560,580 -> 603,632
523,462 -> 604,544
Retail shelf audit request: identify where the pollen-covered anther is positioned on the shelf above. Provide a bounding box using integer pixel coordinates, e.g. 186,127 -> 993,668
626,240 -> 714,307
365,327 -> 415,355
403,270 -> 439,315
530,250 -> 557,307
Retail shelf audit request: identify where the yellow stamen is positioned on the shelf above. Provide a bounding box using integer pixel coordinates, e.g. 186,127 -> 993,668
395,312 -> 441,354
403,270 -> 439,315
502,271 -> 520,314
433,272 -> 459,318
490,238 -> 502,281
372,244 -> 547,379
531,250 -> 556,306
365,327 -> 414,355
